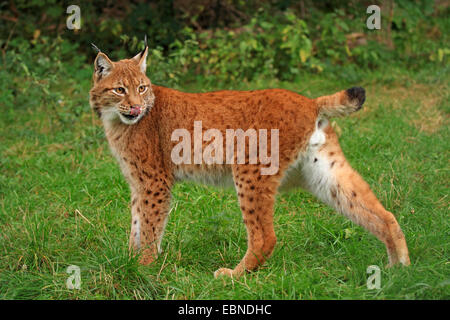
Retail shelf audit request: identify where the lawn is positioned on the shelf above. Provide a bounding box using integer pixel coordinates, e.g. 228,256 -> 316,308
0,64 -> 448,299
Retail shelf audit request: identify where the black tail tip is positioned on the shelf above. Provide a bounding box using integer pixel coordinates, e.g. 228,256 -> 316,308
346,87 -> 366,109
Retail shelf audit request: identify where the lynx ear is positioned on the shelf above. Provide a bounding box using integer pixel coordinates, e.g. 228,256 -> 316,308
132,38 -> 149,73
94,52 -> 114,80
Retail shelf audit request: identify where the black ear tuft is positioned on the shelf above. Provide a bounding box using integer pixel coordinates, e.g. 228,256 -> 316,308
91,43 -> 101,53
139,35 -> 148,58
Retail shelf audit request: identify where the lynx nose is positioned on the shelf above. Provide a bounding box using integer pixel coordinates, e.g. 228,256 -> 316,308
129,105 -> 141,116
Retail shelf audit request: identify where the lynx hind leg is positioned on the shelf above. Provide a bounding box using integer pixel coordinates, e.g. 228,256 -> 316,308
214,164 -> 278,279
301,119 -> 410,267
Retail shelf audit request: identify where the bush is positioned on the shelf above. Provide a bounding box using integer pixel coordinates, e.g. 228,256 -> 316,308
0,0 -> 448,88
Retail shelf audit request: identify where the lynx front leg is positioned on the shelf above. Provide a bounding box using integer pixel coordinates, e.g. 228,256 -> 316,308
301,122 -> 410,267
129,174 -> 172,265
214,165 -> 278,278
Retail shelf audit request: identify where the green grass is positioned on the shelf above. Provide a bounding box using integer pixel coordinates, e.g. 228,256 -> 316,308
0,65 -> 449,300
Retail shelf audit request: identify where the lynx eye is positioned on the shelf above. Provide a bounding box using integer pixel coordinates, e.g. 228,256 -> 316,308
138,85 -> 148,94
113,87 -> 126,95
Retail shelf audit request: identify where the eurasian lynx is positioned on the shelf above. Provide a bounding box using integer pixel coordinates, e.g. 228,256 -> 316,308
89,44 -> 410,278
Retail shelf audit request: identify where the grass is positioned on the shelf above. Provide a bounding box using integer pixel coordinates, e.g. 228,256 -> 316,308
0,63 -> 449,300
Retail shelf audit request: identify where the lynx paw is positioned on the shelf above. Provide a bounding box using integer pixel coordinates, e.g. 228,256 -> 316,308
139,249 -> 157,265
214,268 -> 235,278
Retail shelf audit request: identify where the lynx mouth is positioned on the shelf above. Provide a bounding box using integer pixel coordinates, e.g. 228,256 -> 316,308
121,113 -> 139,120
119,105 -> 142,121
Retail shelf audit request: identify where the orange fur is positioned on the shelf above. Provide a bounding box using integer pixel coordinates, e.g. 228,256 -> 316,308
89,46 -> 410,278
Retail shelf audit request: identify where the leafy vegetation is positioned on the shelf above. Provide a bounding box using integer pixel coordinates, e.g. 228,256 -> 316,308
1,0 -> 448,86
0,0 -> 448,299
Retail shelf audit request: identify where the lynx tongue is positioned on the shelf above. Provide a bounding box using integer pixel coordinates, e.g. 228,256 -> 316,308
129,106 -> 141,116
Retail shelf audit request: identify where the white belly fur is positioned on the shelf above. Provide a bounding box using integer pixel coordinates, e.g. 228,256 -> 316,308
174,118 -> 329,193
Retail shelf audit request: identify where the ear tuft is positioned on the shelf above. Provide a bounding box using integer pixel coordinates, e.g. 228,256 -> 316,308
132,37 -> 149,73
94,52 -> 113,79
91,43 -> 101,53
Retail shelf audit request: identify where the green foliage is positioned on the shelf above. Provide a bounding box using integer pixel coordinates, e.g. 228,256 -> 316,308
391,0 -> 449,66
175,10 -> 320,83
1,0 -> 448,87
0,34 -> 88,128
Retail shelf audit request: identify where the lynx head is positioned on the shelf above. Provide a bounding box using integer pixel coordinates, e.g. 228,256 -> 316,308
89,44 -> 155,125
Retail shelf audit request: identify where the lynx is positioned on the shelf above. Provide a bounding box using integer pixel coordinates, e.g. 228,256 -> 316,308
89,43 -> 410,278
